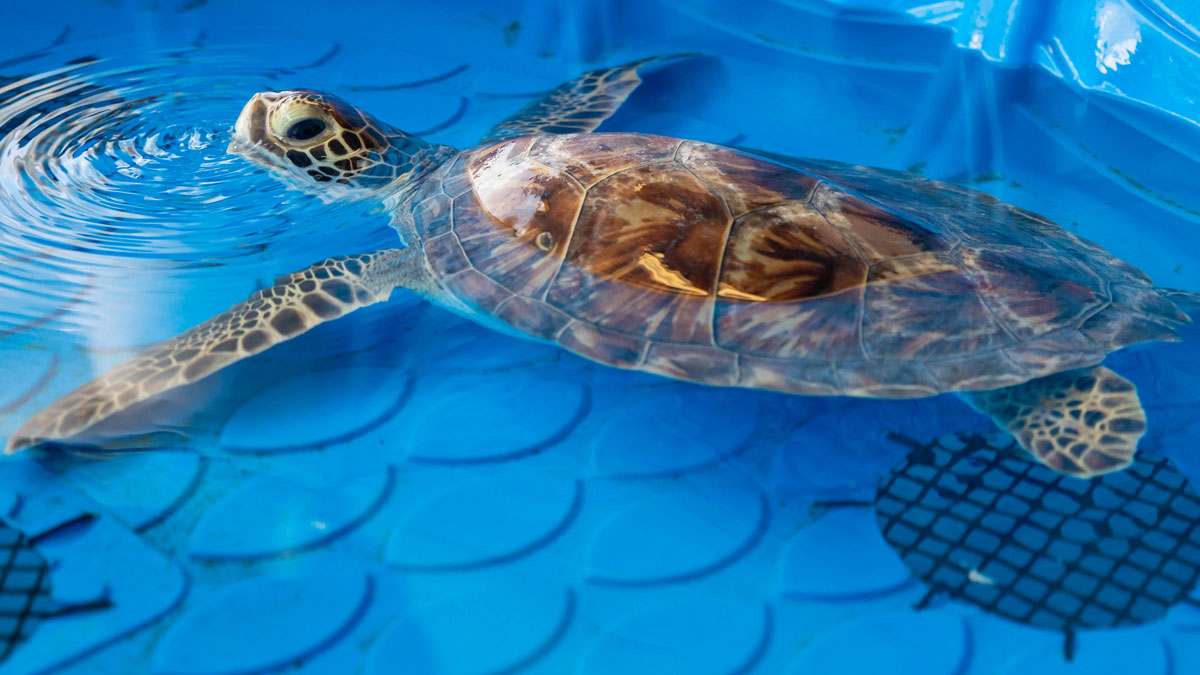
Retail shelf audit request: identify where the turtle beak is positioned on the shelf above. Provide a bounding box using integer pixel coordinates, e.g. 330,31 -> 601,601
229,92 -> 282,155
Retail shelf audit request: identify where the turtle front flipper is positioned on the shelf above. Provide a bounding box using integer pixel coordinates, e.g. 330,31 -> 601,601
483,54 -> 698,141
6,248 -> 416,453
963,366 -> 1146,478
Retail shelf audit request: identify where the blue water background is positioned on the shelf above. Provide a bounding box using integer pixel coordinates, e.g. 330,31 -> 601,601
0,1 -> 1197,673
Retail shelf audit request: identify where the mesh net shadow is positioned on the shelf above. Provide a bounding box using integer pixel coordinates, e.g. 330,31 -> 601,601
876,434 -> 1200,636
0,522 -> 52,662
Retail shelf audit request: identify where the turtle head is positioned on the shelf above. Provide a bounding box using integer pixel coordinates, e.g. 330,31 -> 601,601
230,89 -> 445,194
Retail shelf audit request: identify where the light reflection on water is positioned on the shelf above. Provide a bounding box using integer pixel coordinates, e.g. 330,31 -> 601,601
0,46 -> 394,345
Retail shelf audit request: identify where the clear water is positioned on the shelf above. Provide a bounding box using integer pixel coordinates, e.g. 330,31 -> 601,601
0,1 -> 1198,673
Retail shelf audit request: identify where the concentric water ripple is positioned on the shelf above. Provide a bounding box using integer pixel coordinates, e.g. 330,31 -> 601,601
0,46 -> 395,342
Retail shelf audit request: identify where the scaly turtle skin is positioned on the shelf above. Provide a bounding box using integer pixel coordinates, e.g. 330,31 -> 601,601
7,56 -> 1191,479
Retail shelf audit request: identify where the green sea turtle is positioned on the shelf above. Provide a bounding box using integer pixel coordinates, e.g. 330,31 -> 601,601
6,56 -> 1192,478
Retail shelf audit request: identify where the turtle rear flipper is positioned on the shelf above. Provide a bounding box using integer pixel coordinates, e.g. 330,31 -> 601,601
6,248 -> 416,453
963,366 -> 1146,478
483,54 -> 699,141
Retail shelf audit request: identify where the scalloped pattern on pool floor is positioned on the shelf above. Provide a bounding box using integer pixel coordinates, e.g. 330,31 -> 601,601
3,316 -> 1200,675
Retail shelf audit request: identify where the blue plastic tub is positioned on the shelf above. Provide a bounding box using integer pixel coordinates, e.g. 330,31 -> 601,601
0,1 -> 1197,673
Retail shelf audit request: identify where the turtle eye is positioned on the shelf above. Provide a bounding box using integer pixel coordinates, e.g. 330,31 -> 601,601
285,118 -> 326,141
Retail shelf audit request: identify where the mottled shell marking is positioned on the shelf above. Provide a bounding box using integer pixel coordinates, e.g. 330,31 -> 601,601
411,133 -> 1185,398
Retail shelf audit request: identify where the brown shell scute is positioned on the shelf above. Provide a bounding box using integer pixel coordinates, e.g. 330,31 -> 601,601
863,253 -> 1012,360
676,141 -> 820,214
548,165 -> 726,344
533,133 -> 679,186
960,246 -> 1106,340
717,202 -> 865,303
560,165 -> 726,297
810,183 -> 956,264
457,138 -> 583,298
413,132 -> 1187,398
715,288 -> 865,360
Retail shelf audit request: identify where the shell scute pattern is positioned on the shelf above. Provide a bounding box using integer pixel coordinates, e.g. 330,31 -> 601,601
958,245 -> 1108,341
1002,329 -> 1105,375
718,202 -> 865,304
444,267 -> 511,314
643,342 -> 739,386
493,295 -> 572,340
422,232 -> 470,277
862,253 -> 1009,361
411,133 -> 1186,397
527,126 -> 680,186
924,349 -> 1030,391
439,153 -> 475,198
548,164 -> 727,344
790,159 -> 1011,246
1080,307 -> 1181,346
415,192 -> 452,237
739,354 -> 839,396
1111,282 -> 1190,325
809,182 -> 958,263
675,141 -> 821,215
715,286 -> 865,362
558,321 -> 648,369
835,358 -> 941,398
458,140 -> 584,298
